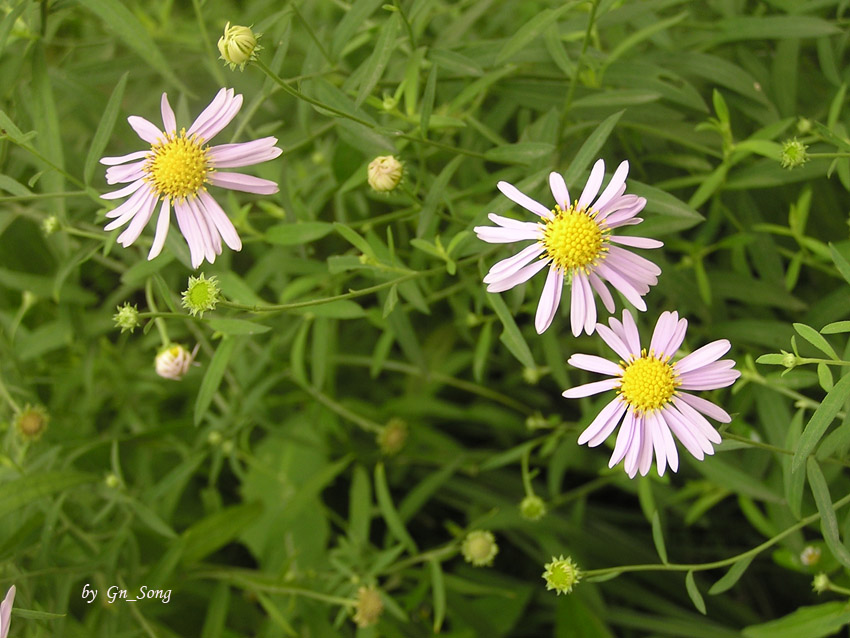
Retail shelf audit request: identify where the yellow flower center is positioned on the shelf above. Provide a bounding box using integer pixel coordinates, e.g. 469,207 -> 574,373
144,128 -> 210,201
541,204 -> 608,273
618,350 -> 679,413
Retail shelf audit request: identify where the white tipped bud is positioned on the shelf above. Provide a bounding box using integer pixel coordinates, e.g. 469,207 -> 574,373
367,155 -> 403,192
155,344 -> 198,380
218,22 -> 261,71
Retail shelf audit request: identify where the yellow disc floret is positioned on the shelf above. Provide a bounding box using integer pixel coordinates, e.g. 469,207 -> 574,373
145,128 -> 210,201
542,205 -> 607,273
619,350 -> 679,413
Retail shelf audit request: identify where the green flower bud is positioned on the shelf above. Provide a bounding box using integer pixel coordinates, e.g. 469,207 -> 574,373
520,494 -> 547,521
461,530 -> 499,567
182,273 -> 220,317
217,22 -> 262,71
813,572 -> 830,594
377,418 -> 408,455
113,302 -> 140,333
352,585 -> 383,628
14,404 -> 49,440
542,555 -> 581,595
780,138 -> 809,170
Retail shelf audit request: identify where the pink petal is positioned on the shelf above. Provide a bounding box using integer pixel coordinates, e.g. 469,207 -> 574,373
676,392 -> 732,423
578,272 -> 597,334
596,186 -> 628,218
497,181 -> 553,218
578,398 -> 627,446
1,585 -> 15,638
100,150 -> 150,166
678,370 -> 740,390
208,137 -> 282,168
596,323 -> 633,361
161,93 -> 177,135
620,309 -> 642,355
610,409 -> 638,468
562,377 -> 620,399
662,406 -> 708,460
106,161 -> 146,185
609,235 -> 663,249
186,197 -> 218,264
128,115 -> 165,145
637,416 -> 654,477
658,412 -> 679,473
570,272 -> 586,337
486,258 -> 549,292
578,159 -> 605,209
593,160 -> 630,212
603,200 -> 646,226
116,189 -> 158,246
588,272 -> 616,313
648,411 -> 667,476
101,179 -> 145,201
475,225 -> 541,243
104,184 -> 154,228
608,246 -> 662,278
535,267 -> 563,334
672,397 -> 722,445
595,263 -> 648,311
187,88 -> 230,139
198,190 -> 242,251
568,353 -> 622,377
484,243 -> 546,283
174,200 -> 204,268
193,91 -> 243,142
548,172 -> 570,209
486,213 -> 544,231
148,198 -> 171,260
675,340 -> 732,374
209,172 -> 279,195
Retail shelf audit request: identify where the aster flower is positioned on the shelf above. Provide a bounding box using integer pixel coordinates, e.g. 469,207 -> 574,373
101,88 -> 282,268
563,310 -> 740,478
474,160 -> 662,335
155,343 -> 199,380
0,585 -> 14,638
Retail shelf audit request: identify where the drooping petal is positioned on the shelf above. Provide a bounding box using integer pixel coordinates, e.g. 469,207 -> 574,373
106,161 -> 146,185
678,371 -> 740,390
578,159 -> 605,209
569,272 -> 586,337
161,93 -> 177,135
101,179 -> 145,201
609,235 -> 663,249
588,272 -> 616,313
595,262 -> 648,311
662,405 -> 708,460
198,190 -> 242,251
535,267 -> 563,334
186,197 -> 218,264
148,198 -> 171,260
672,397 -> 722,445
579,399 -> 627,447
486,212 -> 545,232
548,172 -> 570,210
483,243 -> 546,283
104,184 -> 154,228
497,181 -> 553,218
609,409 -> 637,468
116,189 -> 158,245
579,272 -> 597,334
637,416 -> 654,477
485,258 -> 549,292
608,245 -> 662,278
208,171 -> 279,194
562,377 -> 620,399
676,392 -> 732,423
174,200 -> 204,268
128,115 -> 165,145
475,225 -> 542,244
647,411 -> 666,476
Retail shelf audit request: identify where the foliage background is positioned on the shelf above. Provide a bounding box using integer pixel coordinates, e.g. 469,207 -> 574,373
3,0 -> 850,636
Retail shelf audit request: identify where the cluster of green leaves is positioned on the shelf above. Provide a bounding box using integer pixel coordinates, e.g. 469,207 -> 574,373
3,0 -> 850,636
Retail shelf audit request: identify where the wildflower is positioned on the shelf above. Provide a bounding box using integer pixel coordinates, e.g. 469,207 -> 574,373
563,310 -> 740,478
113,302 -> 140,333
367,155 -> 403,192
474,160 -> 662,335
377,418 -> 408,455
542,555 -> 580,595
461,530 -> 499,567
14,404 -> 48,440
182,273 -> 220,317
352,585 -> 383,628
155,344 -> 199,380
0,585 -> 14,638
100,88 -> 282,268
217,22 -> 262,71
520,494 -> 547,521
780,138 -> 809,169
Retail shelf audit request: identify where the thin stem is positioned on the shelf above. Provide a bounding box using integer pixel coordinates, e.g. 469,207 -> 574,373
144,280 -> 170,348
0,190 -> 88,203
0,375 -> 21,413
583,492 -> 850,578
192,0 -> 227,86
557,0 -> 601,149
291,3 -> 334,66
296,380 -> 383,434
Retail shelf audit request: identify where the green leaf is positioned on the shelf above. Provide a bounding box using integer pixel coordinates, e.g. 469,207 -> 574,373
265,222 -> 334,246
374,462 -> 418,553
821,321 -> 850,334
483,142 -> 554,165
417,154 -> 462,237
429,48 -> 482,76
806,457 -> 850,569
685,571 -> 706,615
334,222 -> 375,258
332,0 -> 384,59
356,13 -> 400,107
742,602 -> 850,638
473,321 -> 493,383
85,71 -> 128,185
0,175 -> 32,197
76,0 -> 185,90
794,323 -> 839,360
817,363 -> 834,392
495,3 -> 576,65
181,502 -> 263,563
383,283 -> 399,318
206,319 -> 272,336
561,111 -> 624,187
486,293 -> 535,370
756,353 -> 786,365
715,16 -> 839,42
708,554 -> 754,595
420,64 -> 437,136
429,558 -> 446,633
194,338 -> 238,426
651,511 -> 668,564
829,243 -> 850,286
792,371 -> 850,473
292,300 -> 365,319
0,471 -> 95,517
349,465 -> 372,546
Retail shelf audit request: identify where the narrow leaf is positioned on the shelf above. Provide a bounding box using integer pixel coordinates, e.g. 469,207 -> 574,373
685,571 -> 706,614
708,555 -> 755,595
792,371 -> 850,473
85,71 -> 128,185
651,511 -> 668,564
429,559 -> 446,633
806,457 -> 850,569
794,323 -> 839,360
194,338 -> 237,426
561,111 -> 624,187
356,14 -> 400,106
374,462 -> 418,553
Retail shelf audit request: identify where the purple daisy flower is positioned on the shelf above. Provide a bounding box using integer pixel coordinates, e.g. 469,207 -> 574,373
0,585 -> 14,638
100,88 -> 282,268
562,310 -> 740,478
474,159 -> 662,335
